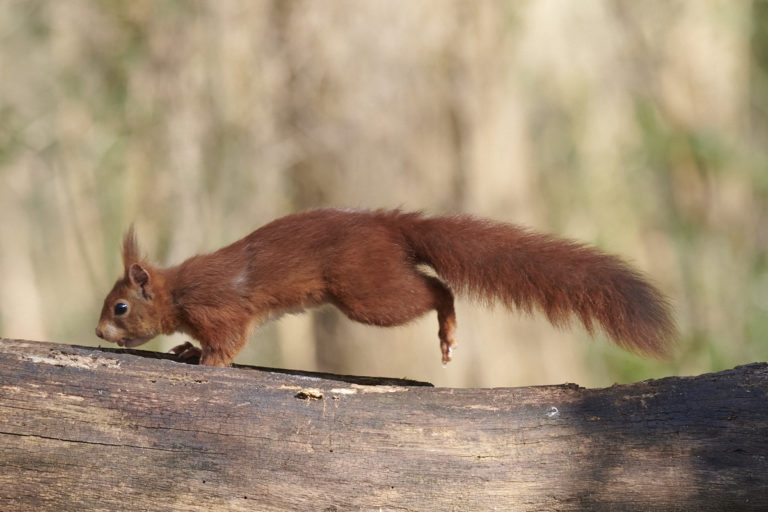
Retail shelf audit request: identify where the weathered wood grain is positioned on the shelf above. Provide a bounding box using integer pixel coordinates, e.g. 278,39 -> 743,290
0,338 -> 766,511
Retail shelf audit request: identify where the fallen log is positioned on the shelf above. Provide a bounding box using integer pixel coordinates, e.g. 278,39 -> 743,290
0,338 -> 765,511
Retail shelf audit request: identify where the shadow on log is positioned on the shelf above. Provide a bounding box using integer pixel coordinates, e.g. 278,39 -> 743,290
1,338 -> 766,511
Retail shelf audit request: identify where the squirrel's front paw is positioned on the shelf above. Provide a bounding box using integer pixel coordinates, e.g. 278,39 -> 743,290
170,341 -> 202,364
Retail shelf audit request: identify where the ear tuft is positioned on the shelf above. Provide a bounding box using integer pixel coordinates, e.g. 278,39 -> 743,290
122,224 -> 140,268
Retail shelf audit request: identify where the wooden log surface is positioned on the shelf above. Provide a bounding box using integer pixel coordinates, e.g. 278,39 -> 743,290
0,338 -> 766,511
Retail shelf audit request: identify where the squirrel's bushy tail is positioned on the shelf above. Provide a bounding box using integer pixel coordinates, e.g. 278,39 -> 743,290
399,213 -> 676,357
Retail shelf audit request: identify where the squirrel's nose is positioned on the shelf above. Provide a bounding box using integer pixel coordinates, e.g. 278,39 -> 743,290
95,327 -> 104,339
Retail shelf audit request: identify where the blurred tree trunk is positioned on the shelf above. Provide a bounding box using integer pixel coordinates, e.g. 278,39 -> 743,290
749,0 -> 768,262
268,0 -> 347,371
750,0 -> 768,142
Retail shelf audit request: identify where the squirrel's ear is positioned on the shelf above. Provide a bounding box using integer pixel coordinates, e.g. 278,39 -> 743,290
128,263 -> 150,288
122,224 -> 140,268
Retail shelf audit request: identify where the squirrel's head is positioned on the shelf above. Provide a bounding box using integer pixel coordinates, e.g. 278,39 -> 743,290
95,226 -> 169,348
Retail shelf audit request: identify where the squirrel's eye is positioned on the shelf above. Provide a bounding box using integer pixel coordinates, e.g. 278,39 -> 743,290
114,303 -> 128,316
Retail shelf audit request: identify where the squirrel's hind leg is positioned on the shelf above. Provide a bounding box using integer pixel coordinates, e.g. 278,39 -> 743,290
426,276 -> 458,364
329,272 -> 458,364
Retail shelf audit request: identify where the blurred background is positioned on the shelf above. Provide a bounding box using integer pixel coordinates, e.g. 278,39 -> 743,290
1,0 -> 766,388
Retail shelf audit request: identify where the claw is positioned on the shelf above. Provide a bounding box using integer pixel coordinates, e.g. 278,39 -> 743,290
169,341 -> 201,363
440,342 -> 455,365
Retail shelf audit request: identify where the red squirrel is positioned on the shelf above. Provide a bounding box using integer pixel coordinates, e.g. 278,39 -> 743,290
96,208 -> 675,367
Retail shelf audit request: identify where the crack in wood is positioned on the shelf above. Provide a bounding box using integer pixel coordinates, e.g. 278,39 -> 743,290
0,430 -> 224,455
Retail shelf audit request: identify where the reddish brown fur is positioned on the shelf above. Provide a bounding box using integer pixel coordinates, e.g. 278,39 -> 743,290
96,209 -> 676,367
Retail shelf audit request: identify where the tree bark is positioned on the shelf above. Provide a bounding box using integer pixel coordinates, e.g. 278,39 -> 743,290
0,338 -> 765,511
